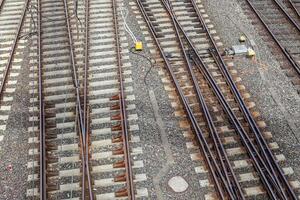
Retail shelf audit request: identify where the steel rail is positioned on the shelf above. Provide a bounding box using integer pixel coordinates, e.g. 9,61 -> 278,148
77,112 -> 87,199
190,0 -> 290,197
212,47 -> 289,199
270,0 -> 300,31
77,108 -> 93,200
62,0 -> 93,198
0,0 -> 30,102
162,1 -> 284,199
286,0 -> 300,19
62,0 -> 84,136
37,0 -> 46,198
191,56 -> 281,199
189,0 -> 297,198
244,0 -> 300,76
85,106 -> 93,199
194,0 -> 297,198
136,0 -> 242,198
112,0 -> 135,198
83,0 -> 94,198
62,0 -> 85,196
161,0 -> 245,199
197,0 -> 292,192
84,0 -> 88,136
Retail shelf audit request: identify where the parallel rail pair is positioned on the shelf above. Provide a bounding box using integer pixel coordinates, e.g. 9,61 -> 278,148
245,0 -> 300,76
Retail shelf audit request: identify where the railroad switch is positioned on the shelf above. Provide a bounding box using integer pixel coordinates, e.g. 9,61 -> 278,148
135,41 -> 143,51
247,48 -> 256,57
239,35 -> 246,42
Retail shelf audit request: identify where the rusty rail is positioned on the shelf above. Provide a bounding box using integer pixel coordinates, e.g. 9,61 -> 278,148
112,0 -> 135,198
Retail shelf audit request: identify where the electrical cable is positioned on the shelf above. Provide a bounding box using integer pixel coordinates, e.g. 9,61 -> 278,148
119,3 -> 156,86
130,47 -> 156,86
121,7 -> 138,43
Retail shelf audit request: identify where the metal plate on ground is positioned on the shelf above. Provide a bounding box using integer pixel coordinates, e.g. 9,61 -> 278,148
232,45 -> 248,54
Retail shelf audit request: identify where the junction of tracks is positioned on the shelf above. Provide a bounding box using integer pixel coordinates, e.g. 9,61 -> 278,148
0,0 -> 299,199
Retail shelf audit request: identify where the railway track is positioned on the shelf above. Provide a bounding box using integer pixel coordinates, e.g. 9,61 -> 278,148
0,0 -> 283,198
0,0 -> 300,200
241,0 -> 300,93
27,0 -> 148,198
131,0 -> 300,199
0,0 -> 30,145
277,0 -> 300,22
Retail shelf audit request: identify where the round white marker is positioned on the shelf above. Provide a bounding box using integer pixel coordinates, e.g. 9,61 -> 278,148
168,176 -> 189,193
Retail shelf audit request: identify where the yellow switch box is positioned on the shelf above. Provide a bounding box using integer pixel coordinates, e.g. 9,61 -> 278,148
239,35 -> 246,42
247,48 -> 256,57
135,41 -> 143,51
